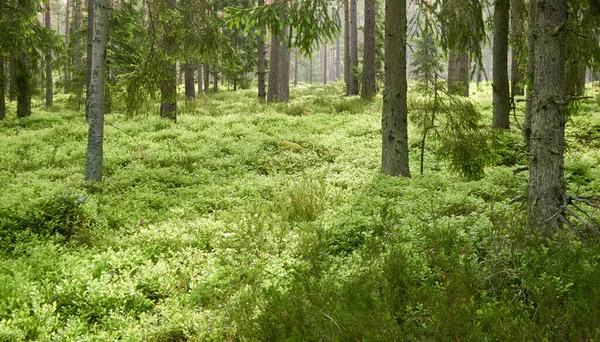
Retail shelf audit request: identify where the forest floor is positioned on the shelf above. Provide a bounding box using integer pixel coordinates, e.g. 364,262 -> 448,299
1,82 -> 600,340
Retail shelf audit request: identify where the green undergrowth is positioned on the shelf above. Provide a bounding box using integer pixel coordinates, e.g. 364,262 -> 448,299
1,83 -> 600,340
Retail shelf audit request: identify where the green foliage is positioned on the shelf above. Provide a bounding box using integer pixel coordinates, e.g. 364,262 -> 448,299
1,84 -> 600,341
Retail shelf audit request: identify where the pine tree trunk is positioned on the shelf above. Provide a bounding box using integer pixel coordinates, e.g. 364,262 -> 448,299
279,25 -> 290,101
86,0 -> 94,120
160,0 -> 177,121
8,58 -> 16,102
197,64 -> 203,95
361,0 -> 376,98
349,0 -> 359,95
294,49 -> 298,86
336,34 -> 341,81
0,56 -> 5,120
382,0 -> 410,177
64,0 -> 70,86
323,44 -> 327,84
268,27 -> 281,100
257,0 -> 266,102
510,0 -> 525,96
45,0 -> 53,108
85,0 -> 108,182
204,63 -> 209,92
15,53 -> 32,118
213,66 -> 218,92
492,0 -> 510,129
344,0 -> 350,94
524,0 -> 535,147
184,61 -> 195,99
527,0 -> 567,234
448,48 -> 469,96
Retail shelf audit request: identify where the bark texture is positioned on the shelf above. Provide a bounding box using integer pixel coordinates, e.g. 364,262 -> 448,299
527,0 -> 567,233
45,0 -> 53,108
160,0 -> 177,121
0,57 -> 5,120
349,0 -> 359,95
86,0 -> 94,119
344,0 -> 350,94
197,64 -> 203,95
85,0 -> 108,182
257,0 -> 266,102
184,61 -> 195,99
381,0 -> 410,177
524,0 -> 535,146
323,44 -> 327,84
492,0 -> 510,129
510,0 -> 525,96
448,48 -> 470,96
361,0 -> 376,98
267,3 -> 290,103
15,53 -> 32,118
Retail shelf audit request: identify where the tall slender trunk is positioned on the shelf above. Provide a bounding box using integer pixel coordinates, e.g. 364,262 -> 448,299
492,0 -> 510,129
204,63 -> 209,91
213,66 -> 218,92
8,58 -> 16,102
184,61 -> 195,99
15,53 -> 32,118
323,44 -> 327,84
86,0 -> 94,119
309,58 -> 313,83
382,0 -> 410,177
197,64 -> 203,95
45,0 -> 53,108
510,0 -> 525,96
65,0 -> 71,85
0,57 -> 5,120
279,25 -> 290,101
85,0 -> 109,182
527,0 -> 567,233
294,49 -> 298,86
336,34 -> 341,81
524,0 -> 535,147
257,0 -> 266,101
361,0 -> 376,98
160,0 -> 177,121
349,0 -> 359,95
344,0 -> 350,94
268,11 -> 281,101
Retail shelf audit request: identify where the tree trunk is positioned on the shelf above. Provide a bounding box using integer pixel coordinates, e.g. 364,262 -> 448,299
45,0 -> 53,108
184,61 -> 195,99
309,58 -> 313,83
527,0 -> 567,233
197,64 -> 203,95
344,0 -> 350,94
15,53 -> 32,118
294,49 -> 299,86
204,63 -> 210,92
0,57 -> 5,120
160,0 -> 177,121
349,0 -> 359,95
524,0 -> 535,147
278,25 -> 290,101
86,0 -> 94,120
566,61 -> 586,96
323,44 -> 328,84
448,48 -> 469,96
510,0 -> 525,96
8,58 -> 16,102
213,66 -> 218,92
257,0 -> 266,101
268,10 -> 282,101
65,0 -> 70,85
361,0 -> 376,98
85,0 -> 108,182
336,34 -> 341,81
492,0 -> 510,129
382,0 -> 410,177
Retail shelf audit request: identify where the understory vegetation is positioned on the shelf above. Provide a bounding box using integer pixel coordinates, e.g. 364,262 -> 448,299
1,82 -> 600,340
